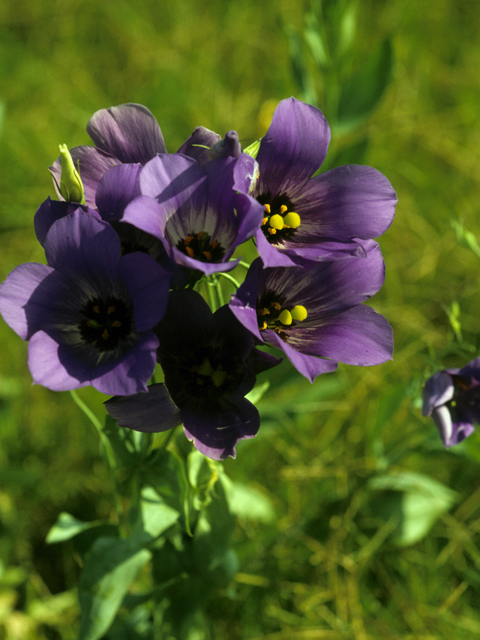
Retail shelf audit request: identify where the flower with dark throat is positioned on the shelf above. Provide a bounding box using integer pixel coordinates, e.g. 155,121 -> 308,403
252,97 -> 397,268
121,152 -> 264,276
229,241 -> 393,382
422,359 -> 480,447
49,104 -> 235,210
106,289 -> 281,460
0,210 -> 170,395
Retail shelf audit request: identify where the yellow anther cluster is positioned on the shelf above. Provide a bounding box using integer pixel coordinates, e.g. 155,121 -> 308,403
262,203 -> 301,236
193,358 -> 227,388
259,302 -> 308,331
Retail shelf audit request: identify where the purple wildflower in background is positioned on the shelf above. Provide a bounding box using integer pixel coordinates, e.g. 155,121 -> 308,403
229,241 -> 393,382
49,104 -> 231,209
0,210 -> 170,395
121,152 -> 264,275
106,290 -> 281,460
422,359 -> 480,447
253,97 -> 397,268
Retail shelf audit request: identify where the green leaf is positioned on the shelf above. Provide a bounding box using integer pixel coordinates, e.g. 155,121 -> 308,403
337,38 -> 394,131
132,486 -> 180,544
243,137 -> 262,159
223,478 -> 276,523
78,537 -> 151,640
46,512 -> 111,544
246,380 -> 270,406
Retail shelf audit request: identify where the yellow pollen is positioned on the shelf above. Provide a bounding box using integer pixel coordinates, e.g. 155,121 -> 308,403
280,204 -> 288,214
268,228 -> 277,235
112,320 -> 122,327
93,305 -> 100,314
271,302 -> 282,311
283,211 -> 301,228
279,309 -> 293,325
269,214 -> 284,230
212,369 -> 227,388
291,305 -> 308,321
107,305 -> 116,315
186,246 -> 195,258
261,321 -> 268,331
211,240 -> 219,249
197,358 -> 214,377
264,204 -> 271,213
203,250 -> 212,261
197,231 -> 204,240
258,308 -> 270,316
184,235 -> 194,246
261,217 -> 269,226
102,329 -> 110,340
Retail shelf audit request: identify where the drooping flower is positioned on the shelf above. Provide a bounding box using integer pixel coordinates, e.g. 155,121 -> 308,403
49,104 -> 231,209
121,152 -> 265,276
251,97 -> 397,268
229,241 -> 393,382
106,289 -> 281,460
422,359 -> 480,447
0,210 -> 170,395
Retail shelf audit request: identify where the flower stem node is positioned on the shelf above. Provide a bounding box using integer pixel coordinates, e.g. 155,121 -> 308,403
58,144 -> 86,204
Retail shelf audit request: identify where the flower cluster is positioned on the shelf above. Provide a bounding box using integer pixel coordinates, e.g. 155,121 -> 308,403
0,98 -> 396,459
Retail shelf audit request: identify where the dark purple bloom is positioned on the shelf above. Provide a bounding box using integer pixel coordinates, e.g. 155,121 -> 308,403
106,290 -> 280,460
422,359 -> 480,447
49,104 -> 229,209
0,210 -> 170,395
121,153 -> 265,276
252,97 -> 397,268
229,241 -> 393,382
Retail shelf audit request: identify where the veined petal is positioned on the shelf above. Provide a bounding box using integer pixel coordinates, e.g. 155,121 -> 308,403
95,163 -> 142,220
176,126 -> 221,165
422,371 -> 454,416
87,103 -> 166,164
28,331 -> 90,391
256,97 -> 331,196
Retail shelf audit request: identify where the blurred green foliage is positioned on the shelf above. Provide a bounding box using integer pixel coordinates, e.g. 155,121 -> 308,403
2,0 -> 480,637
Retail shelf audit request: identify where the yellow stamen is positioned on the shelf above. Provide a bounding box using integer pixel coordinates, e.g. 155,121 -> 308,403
291,305 -> 308,321
197,358 -> 214,377
268,228 -> 277,235
107,305 -> 116,315
184,235 -> 194,246
211,240 -> 219,249
261,217 -> 269,226
279,309 -> 293,325
280,204 -> 288,214
102,329 -> 110,340
261,321 -> 268,331
186,246 -> 195,258
264,204 -> 271,213
283,211 -> 301,228
212,369 -> 227,388
197,231 -> 204,240
258,308 -> 270,316
271,302 -> 282,311
269,214 -> 284,230
112,320 -> 122,327
203,250 -> 212,261
93,305 -> 100,314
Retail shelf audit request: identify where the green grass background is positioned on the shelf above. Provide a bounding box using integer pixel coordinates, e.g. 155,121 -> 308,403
2,0 -> 480,638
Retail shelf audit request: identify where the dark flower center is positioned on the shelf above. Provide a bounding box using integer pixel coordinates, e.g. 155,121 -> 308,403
79,296 -> 133,352
256,193 -> 301,245
177,230 -> 224,262
257,290 -> 307,341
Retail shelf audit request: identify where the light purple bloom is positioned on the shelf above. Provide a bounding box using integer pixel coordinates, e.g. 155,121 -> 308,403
49,104 -> 228,209
121,153 -> 265,276
422,359 -> 480,447
106,290 -> 281,460
0,210 -> 170,395
253,97 -> 397,268
229,241 -> 393,382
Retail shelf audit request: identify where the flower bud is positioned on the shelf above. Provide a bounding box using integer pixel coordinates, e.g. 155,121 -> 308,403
58,144 -> 85,204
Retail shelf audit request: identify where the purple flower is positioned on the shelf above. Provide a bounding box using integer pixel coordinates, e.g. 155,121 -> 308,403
0,210 -> 170,395
49,104 -> 227,209
229,241 -> 393,382
106,290 -> 280,460
422,359 -> 480,447
121,153 -> 265,276
252,97 -> 397,268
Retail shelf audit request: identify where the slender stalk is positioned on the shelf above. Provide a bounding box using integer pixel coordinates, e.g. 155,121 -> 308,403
217,271 -> 240,289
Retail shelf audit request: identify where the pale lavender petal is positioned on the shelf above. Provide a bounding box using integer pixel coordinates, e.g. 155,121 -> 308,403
87,104 -> 166,164
28,331 -> 89,391
122,195 -> 168,240
431,406 -> 474,448
256,97 -> 331,196
422,372 -> 454,417
294,165 -> 397,240
95,164 -> 142,220
0,263 -> 56,339
50,146 -> 122,209
105,383 -> 182,433
255,229 -> 299,268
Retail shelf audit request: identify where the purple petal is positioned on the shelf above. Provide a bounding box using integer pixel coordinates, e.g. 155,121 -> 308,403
0,263 -> 57,339
177,126 -> 221,165
87,104 -> 166,164
256,97 -> 331,196
182,397 -> 260,460
105,383 -> 182,433
34,198 -> 101,247
28,331 -> 90,391
50,146 -> 122,209
431,406 -> 475,448
288,305 -> 393,366
254,229 -> 299,268
95,164 -> 142,220
122,195 -> 168,240
294,165 -> 397,241
422,372 -> 454,416
209,131 -> 242,159
119,252 -> 170,332
265,330 -> 338,382
45,210 -> 121,279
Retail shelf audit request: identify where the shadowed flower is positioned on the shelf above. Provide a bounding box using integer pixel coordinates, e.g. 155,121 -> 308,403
0,210 -> 170,395
252,97 -> 397,268
106,289 -> 281,460
422,359 -> 480,447
229,241 -> 393,382
121,152 -> 264,276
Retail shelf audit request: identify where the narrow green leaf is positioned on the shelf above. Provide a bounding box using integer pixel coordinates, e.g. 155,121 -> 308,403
243,138 -> 262,159
46,512 -> 108,544
78,537 -> 151,640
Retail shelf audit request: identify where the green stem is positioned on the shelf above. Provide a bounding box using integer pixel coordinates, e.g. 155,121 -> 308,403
217,271 -> 240,289
238,260 -> 251,270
